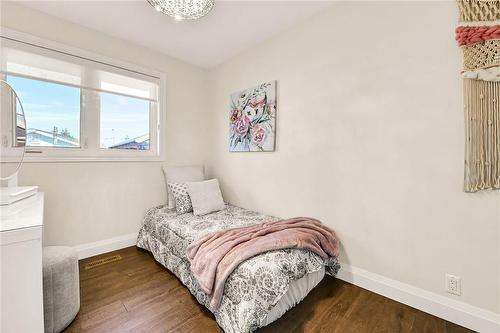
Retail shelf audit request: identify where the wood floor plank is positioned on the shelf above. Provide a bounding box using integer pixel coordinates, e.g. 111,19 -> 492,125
63,246 -> 475,333
170,312 -> 223,333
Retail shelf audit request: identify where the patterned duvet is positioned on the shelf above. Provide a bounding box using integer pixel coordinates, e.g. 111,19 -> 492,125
136,204 -> 340,333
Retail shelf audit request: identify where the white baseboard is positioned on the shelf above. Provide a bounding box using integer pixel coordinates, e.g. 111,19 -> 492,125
337,264 -> 500,333
73,232 -> 138,259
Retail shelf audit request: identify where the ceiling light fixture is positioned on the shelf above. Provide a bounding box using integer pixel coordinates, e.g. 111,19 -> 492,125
147,0 -> 214,21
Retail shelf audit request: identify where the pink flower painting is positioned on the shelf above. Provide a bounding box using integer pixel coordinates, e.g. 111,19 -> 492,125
229,81 -> 276,152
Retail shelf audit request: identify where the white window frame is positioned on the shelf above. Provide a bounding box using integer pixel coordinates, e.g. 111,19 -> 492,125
1,28 -> 166,162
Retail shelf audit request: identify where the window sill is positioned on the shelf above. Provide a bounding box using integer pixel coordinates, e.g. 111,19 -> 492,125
3,154 -> 165,163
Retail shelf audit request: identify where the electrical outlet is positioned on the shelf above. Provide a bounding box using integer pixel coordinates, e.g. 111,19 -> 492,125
445,274 -> 461,296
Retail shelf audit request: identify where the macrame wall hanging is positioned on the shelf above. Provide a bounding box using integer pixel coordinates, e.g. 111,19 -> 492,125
456,0 -> 500,192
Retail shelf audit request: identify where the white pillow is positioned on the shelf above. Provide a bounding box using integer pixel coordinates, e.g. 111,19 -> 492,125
162,165 -> 205,209
186,179 -> 226,216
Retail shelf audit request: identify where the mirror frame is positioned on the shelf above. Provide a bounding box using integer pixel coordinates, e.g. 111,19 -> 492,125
1,79 -> 27,180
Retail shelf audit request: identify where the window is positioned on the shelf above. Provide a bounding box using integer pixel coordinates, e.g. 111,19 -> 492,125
100,92 -> 150,150
7,75 -> 81,148
0,31 -> 165,161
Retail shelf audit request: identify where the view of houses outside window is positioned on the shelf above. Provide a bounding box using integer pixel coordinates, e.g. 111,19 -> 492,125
7,75 -> 150,150
100,92 -> 150,150
7,75 -> 81,148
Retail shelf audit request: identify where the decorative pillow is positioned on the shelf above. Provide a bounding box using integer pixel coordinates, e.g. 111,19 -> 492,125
167,182 -> 193,215
162,165 -> 205,209
186,179 -> 226,216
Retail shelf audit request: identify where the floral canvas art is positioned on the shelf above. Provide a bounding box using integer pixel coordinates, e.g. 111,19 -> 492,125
229,81 -> 276,152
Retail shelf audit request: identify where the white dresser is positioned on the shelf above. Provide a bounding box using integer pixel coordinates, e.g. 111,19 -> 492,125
0,192 -> 44,333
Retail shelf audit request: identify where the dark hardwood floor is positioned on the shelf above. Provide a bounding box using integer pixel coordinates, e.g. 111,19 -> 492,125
64,246 -> 474,333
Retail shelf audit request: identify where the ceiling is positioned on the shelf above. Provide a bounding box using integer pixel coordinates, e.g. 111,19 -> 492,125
14,0 -> 333,68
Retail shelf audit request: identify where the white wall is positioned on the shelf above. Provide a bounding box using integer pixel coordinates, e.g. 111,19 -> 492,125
2,0 -> 499,318
207,1 -> 500,314
0,2 -> 209,245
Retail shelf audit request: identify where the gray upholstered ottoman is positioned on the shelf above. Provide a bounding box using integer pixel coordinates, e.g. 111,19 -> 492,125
42,246 -> 80,333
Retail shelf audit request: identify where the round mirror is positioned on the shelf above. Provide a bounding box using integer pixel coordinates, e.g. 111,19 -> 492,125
0,80 -> 27,180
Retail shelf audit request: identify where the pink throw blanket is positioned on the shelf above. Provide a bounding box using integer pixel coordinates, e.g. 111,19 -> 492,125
186,217 -> 339,310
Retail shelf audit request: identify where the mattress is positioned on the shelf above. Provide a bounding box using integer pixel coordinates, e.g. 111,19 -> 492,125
136,204 -> 339,333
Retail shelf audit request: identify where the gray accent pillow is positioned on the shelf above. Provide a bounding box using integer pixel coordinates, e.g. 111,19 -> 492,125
162,165 -> 205,209
167,182 -> 193,215
186,179 -> 226,216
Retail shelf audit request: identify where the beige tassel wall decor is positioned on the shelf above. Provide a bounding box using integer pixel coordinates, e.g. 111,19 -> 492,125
463,79 -> 500,191
456,0 -> 500,192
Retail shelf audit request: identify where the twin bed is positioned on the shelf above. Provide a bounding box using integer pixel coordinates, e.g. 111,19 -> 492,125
137,203 -> 340,333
